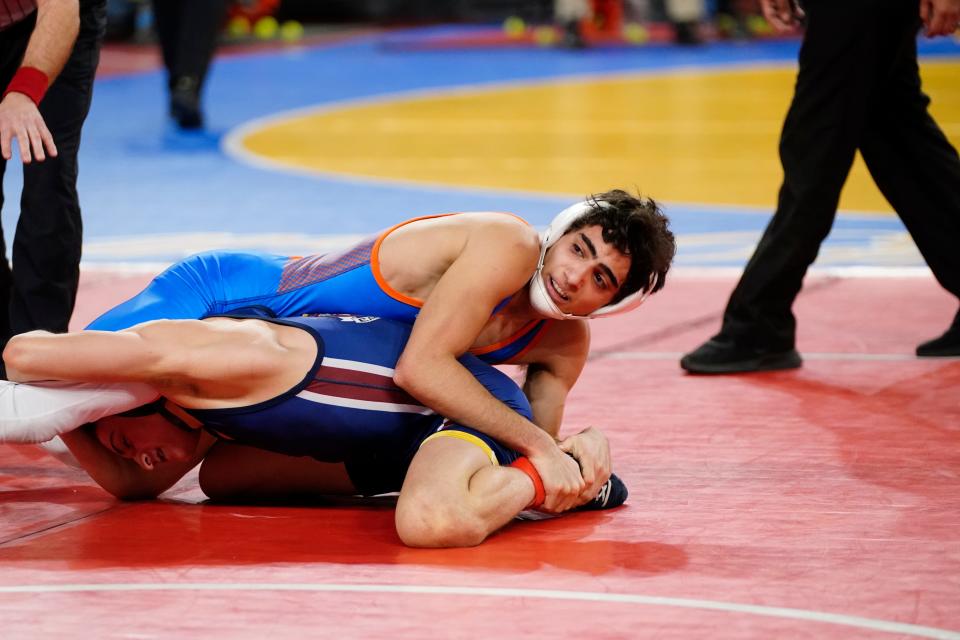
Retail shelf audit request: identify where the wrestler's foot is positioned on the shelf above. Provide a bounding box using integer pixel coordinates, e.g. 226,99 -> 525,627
572,473 -> 628,511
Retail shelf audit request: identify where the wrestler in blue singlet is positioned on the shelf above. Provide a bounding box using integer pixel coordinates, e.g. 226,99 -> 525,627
86,216 -> 548,365
181,313 -> 525,495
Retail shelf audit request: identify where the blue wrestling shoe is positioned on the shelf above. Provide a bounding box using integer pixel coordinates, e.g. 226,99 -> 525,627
573,473 -> 628,511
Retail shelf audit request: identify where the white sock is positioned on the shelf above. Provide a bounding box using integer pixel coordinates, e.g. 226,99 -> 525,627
0,380 -> 160,444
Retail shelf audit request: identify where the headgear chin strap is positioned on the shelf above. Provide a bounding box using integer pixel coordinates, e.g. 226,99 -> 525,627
528,200 -> 658,320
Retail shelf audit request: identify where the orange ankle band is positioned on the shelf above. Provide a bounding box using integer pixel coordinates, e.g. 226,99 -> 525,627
510,457 -> 545,508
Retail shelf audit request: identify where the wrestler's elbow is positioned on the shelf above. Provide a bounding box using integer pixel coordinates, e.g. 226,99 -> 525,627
393,346 -> 450,398
3,332 -> 47,380
392,351 -> 425,394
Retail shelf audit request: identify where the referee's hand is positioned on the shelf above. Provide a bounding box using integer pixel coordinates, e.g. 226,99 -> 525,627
759,0 -> 804,33
0,91 -> 57,164
921,0 -> 960,37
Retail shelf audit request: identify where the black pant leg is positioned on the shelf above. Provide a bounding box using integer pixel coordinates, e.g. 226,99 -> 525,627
10,0 -> 106,339
152,0 -> 226,91
0,155 -> 10,345
720,0 -> 901,349
175,0 -> 226,90
858,10 -> 960,306
151,0 -> 181,89
0,13 -> 34,346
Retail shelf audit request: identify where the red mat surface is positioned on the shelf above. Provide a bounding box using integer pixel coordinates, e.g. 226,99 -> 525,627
1,270 -> 958,638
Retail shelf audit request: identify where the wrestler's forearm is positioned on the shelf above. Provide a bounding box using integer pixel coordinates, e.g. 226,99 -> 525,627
522,365 -> 571,439
525,365 -> 612,506
396,351 -> 589,513
4,329 -> 162,383
395,354 -> 556,457
59,426 -> 147,498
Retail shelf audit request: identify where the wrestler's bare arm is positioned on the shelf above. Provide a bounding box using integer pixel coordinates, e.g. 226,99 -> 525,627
392,219 -> 585,513
60,424 -> 216,500
519,319 -> 590,436
516,319 -> 612,505
2,319 -> 311,408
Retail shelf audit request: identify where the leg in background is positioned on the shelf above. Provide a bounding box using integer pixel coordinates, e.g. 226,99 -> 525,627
152,0 -> 227,128
10,0 -> 105,346
681,0 -> 904,373
855,4 -> 960,356
198,441 -> 358,501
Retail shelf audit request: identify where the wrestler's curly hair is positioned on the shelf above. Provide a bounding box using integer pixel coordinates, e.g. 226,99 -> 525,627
567,189 -> 675,304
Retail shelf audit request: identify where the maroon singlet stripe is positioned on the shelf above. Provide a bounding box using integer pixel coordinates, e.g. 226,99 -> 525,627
303,379 -> 424,407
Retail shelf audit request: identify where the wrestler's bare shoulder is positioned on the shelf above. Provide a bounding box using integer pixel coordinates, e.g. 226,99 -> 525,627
379,212 -> 540,296
387,212 -> 538,256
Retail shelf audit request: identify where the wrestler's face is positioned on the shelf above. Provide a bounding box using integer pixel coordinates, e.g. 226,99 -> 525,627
540,225 -> 631,316
95,413 -> 200,471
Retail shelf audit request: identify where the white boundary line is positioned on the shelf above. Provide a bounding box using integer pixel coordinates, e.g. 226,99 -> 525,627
0,582 -> 956,638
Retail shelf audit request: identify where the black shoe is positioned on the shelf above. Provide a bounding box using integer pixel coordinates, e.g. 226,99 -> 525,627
681,336 -> 802,374
170,75 -> 204,130
572,473 -> 627,511
916,326 -> 960,357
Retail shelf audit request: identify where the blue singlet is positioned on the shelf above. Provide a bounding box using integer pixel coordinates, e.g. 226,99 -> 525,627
88,216 -> 549,364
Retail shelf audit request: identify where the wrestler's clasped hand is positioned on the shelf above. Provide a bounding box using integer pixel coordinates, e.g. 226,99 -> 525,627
530,444 -> 586,513
559,426 -> 612,507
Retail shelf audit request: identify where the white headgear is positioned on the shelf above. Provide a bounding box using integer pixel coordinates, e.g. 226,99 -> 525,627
528,200 -> 659,320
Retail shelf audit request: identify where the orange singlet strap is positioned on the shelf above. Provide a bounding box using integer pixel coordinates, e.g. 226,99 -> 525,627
502,319 -> 554,363
370,211 -> 531,308
469,320 -> 541,356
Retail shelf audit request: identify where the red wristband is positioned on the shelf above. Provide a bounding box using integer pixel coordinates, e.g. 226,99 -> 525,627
3,67 -> 49,106
510,457 -> 546,509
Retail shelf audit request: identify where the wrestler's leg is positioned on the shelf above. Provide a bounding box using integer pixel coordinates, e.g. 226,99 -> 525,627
86,251 -> 287,331
198,440 -> 357,501
86,256 -> 219,331
395,435 -> 535,548
19,252 -> 286,432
